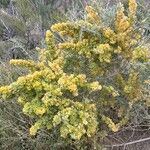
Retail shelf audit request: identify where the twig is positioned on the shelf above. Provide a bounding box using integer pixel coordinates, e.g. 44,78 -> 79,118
105,136 -> 150,147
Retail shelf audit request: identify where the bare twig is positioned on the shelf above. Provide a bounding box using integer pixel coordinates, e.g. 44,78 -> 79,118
105,136 -> 150,148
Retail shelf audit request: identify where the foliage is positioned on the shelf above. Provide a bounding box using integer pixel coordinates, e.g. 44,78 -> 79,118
0,0 -> 10,8
0,0 -> 150,149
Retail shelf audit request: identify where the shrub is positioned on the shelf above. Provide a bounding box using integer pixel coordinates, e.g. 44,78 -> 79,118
0,0 -> 149,148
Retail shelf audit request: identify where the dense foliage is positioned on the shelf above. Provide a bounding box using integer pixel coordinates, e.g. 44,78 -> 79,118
0,0 -> 150,149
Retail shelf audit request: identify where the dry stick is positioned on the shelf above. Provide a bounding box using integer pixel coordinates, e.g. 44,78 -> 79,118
105,136 -> 150,147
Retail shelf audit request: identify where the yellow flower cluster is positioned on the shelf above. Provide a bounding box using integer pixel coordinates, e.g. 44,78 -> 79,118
58,73 -> 86,96
58,39 -> 92,58
10,59 -> 40,71
30,121 -> 43,136
102,115 -> 119,132
58,73 -> 102,96
58,42 -> 75,49
35,107 -> 46,115
52,103 -> 97,140
104,86 -> 119,97
115,5 -> 130,33
89,81 -> 102,91
116,72 -> 141,102
102,114 -> 129,132
144,80 -> 150,85
0,86 -> 11,95
17,96 -> 27,105
123,72 -> 141,101
132,47 -> 150,62
45,30 -> 54,45
22,98 -> 46,117
51,22 -> 79,37
0,86 -> 12,99
58,75 -> 78,96
129,0 -> 137,19
48,57 -> 64,75
103,28 -> 117,44
94,44 -> 113,63
85,6 -> 101,24
45,30 -> 58,60
37,48 -> 47,64
3,69 -> 56,95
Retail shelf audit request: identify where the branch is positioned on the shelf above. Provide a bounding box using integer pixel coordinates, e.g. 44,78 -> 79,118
105,136 -> 150,147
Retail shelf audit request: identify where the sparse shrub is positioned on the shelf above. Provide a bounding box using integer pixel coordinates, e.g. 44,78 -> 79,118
0,0 -> 150,149
0,0 -> 87,61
